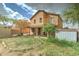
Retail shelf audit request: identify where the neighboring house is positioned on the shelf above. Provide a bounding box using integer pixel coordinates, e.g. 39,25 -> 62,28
55,29 -> 79,42
11,27 -> 32,36
29,10 -> 62,36
11,20 -> 33,36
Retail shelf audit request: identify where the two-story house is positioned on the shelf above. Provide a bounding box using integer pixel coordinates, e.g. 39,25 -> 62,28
29,10 -> 62,36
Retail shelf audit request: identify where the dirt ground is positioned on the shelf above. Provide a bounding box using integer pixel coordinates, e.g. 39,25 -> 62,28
0,42 -> 43,56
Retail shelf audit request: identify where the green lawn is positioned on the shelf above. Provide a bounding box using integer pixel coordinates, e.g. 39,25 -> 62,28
0,36 -> 79,56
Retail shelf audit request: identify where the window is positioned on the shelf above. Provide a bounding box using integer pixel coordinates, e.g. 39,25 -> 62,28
50,16 -> 58,25
50,17 -> 54,24
49,17 -> 53,23
39,18 -> 42,23
34,19 -> 36,24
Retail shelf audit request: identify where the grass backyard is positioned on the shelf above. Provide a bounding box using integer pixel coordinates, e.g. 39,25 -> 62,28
0,36 -> 79,56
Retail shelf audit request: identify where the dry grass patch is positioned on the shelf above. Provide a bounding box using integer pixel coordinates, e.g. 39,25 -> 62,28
0,36 -> 79,56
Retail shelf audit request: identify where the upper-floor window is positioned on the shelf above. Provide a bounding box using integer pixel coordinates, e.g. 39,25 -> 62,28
49,17 -> 54,24
50,16 -> 58,25
39,18 -> 42,23
49,17 -> 52,22
34,19 -> 36,24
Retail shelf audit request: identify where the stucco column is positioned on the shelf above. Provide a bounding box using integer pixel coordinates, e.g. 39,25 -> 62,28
36,28 -> 38,36
41,28 -> 43,36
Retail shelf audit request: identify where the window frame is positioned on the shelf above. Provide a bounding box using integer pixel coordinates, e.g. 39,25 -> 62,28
34,19 -> 36,24
39,18 -> 42,23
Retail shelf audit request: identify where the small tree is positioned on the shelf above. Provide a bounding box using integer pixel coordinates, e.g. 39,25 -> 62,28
43,23 -> 56,37
0,16 -> 8,25
0,15 -> 16,26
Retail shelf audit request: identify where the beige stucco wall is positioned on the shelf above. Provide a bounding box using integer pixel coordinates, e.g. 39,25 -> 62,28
30,12 -> 44,27
49,15 -> 59,25
48,15 -> 62,29
30,11 -> 62,29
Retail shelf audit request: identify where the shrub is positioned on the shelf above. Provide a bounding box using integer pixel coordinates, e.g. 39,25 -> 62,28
43,23 -> 56,37
47,37 -> 75,47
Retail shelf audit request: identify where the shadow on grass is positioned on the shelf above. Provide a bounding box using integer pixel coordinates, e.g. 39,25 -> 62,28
47,37 -> 75,47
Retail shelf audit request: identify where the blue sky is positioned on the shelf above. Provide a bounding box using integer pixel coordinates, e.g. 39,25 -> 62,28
1,3 -> 37,19
0,3 -> 70,20
5,3 -> 36,18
